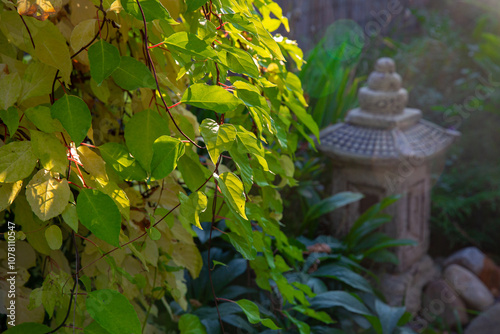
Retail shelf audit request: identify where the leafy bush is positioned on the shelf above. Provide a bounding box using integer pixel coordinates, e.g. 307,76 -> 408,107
0,0 -> 324,332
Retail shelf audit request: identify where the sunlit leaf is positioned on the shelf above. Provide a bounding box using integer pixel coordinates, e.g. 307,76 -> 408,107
150,135 -> 185,180
165,32 -> 217,60
26,169 -> 71,221
121,0 -> 177,24
178,191 -> 207,230
182,83 -> 241,113
31,130 -> 67,175
3,322 -> 51,334
214,172 -> 247,220
0,180 -> 23,212
0,141 -> 38,183
99,142 -> 147,181
24,105 -> 64,133
77,189 -> 121,246
200,119 -> 236,164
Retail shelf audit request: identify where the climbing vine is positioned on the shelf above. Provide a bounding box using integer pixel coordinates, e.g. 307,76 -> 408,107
0,0 -> 325,333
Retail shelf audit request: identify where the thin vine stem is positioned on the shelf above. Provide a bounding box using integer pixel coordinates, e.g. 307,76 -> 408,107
134,0 -> 204,149
207,157 -> 224,333
45,232 -> 79,334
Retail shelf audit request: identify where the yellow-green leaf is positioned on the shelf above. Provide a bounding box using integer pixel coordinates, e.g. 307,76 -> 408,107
31,130 -> 68,175
0,180 -> 23,212
77,145 -> 108,182
70,19 -> 97,53
0,141 -> 38,183
20,62 -> 57,102
178,191 -> 207,230
0,107 -> 19,138
199,119 -> 237,164
214,172 -> 247,220
181,83 -> 242,113
0,73 -> 22,109
61,203 -> 78,232
26,169 -> 71,221
45,225 -> 62,250
24,105 -> 64,133
150,135 -> 185,180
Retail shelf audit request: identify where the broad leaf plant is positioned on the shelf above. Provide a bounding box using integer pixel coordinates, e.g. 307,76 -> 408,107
0,0 -> 322,333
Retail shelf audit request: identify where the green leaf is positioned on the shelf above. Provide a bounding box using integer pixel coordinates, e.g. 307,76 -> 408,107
146,226 -> 161,240
179,314 -> 207,334
124,109 -> 170,171
182,83 -> 241,113
26,169 -> 71,221
0,106 -> 19,138
86,289 -> 142,334
212,260 -> 226,268
24,105 -> 64,133
0,180 -> 23,212
99,142 -> 147,181
3,323 -> 51,334
62,203 -> 79,232
311,264 -> 373,293
19,62 -> 58,102
0,73 -> 22,109
200,119 -> 237,164
88,40 -> 121,85
292,306 -> 334,324
177,152 -> 211,192
284,92 -> 319,140
112,56 -> 156,91
186,0 -> 208,12
165,32 -> 217,60
309,291 -> 372,315
122,0 -> 178,24
224,48 -> 260,79
31,130 -> 68,175
214,172 -> 247,220
178,191 -> 207,230
150,135 -> 185,180
305,192 -> 364,223
51,95 -> 92,145
77,189 -> 122,247
227,232 -> 256,260
235,299 -> 280,330
84,321 -> 110,334
0,141 -> 37,183
45,225 -> 63,250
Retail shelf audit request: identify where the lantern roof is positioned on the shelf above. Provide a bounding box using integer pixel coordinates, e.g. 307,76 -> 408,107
318,58 -> 460,163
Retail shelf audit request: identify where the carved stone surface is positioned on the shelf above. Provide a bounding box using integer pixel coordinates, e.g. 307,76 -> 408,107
464,302 -> 500,334
318,58 -> 459,273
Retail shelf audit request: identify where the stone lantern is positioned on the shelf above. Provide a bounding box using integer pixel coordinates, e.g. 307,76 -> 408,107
318,58 -> 460,272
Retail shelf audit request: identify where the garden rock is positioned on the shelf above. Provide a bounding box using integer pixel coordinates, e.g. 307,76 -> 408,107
443,247 -> 485,275
380,255 -> 439,314
421,279 -> 469,327
464,302 -> 500,334
444,264 -> 494,311
478,256 -> 500,297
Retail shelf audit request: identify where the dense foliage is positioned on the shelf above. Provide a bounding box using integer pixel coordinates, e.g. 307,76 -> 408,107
0,0 -> 418,333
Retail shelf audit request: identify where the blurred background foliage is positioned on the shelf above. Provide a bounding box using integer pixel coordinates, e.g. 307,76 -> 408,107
282,0 -> 500,261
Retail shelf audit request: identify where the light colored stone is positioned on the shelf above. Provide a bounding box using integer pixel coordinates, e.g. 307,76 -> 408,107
380,255 -> 440,314
443,247 -> 485,275
464,302 -> 500,334
422,279 -> 469,327
444,264 -> 494,311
